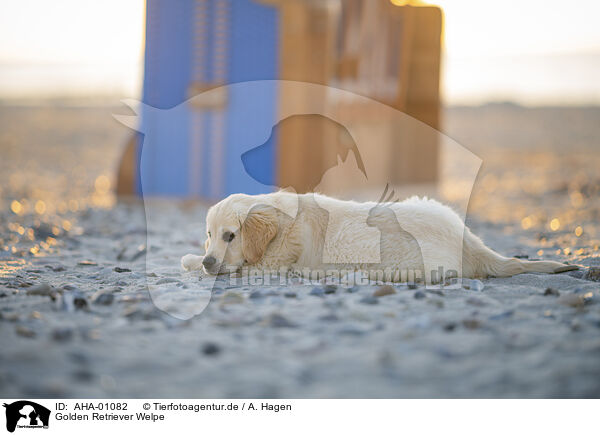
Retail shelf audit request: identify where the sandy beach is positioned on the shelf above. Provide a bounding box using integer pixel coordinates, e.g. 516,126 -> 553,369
1,102 -> 599,398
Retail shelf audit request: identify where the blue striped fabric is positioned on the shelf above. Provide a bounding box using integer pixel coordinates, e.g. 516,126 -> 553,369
138,0 -> 280,199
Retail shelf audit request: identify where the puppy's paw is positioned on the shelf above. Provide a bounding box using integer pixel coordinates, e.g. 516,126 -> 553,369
181,254 -> 204,271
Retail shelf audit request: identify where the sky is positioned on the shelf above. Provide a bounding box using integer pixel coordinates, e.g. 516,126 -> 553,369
0,0 -> 599,105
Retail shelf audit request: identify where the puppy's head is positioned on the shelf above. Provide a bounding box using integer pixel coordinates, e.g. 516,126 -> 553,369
203,195 -> 278,275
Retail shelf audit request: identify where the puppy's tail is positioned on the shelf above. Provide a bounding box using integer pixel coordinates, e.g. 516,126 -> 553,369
478,247 -> 578,277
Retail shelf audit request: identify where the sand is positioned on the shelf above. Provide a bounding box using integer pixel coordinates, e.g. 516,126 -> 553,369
0,103 -> 599,398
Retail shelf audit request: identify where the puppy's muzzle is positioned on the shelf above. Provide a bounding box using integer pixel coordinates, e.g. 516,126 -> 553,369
202,255 -> 219,274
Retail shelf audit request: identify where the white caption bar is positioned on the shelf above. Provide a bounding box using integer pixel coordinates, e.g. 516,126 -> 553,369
1,399 -> 596,434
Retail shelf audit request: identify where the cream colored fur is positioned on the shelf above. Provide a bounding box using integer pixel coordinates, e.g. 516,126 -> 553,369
181,191 -> 576,283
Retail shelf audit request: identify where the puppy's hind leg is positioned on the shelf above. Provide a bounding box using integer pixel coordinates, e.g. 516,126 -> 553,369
181,254 -> 205,271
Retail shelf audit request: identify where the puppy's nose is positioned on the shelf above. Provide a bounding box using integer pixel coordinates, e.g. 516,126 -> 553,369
202,256 -> 216,268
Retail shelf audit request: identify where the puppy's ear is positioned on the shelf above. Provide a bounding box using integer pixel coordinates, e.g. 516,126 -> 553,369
241,204 -> 278,264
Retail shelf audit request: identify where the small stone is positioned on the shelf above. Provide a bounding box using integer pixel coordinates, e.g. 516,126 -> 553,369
26,283 -> 56,298
346,286 -> 360,293
72,369 -> 95,382
156,277 -> 179,284
558,294 -> 587,308
319,313 -> 339,322
373,285 -> 396,297
58,291 -> 88,312
427,299 -> 444,308
310,287 -> 325,297
462,319 -> 481,330
466,297 -> 486,307
323,285 -> 337,294
284,291 -> 297,298
249,290 -> 265,299
414,290 -> 426,300
359,296 -> 379,305
338,326 -> 366,336
583,267 -> 600,282
77,260 -> 97,266
264,313 -> 297,328
220,290 -> 244,305
16,325 -> 36,338
489,310 -> 514,321
61,284 -> 79,291
201,342 -> 221,356
3,312 -> 20,322
91,291 -> 114,306
570,319 -> 581,331
544,287 -> 560,296
463,279 -> 484,291
407,282 -> 418,289
113,267 -> 131,273
52,328 -> 74,342
443,322 -> 457,332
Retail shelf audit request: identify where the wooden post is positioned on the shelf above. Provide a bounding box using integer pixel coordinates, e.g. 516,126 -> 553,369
276,0 -> 340,193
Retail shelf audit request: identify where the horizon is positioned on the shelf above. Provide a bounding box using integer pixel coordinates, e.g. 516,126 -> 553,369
0,0 -> 599,105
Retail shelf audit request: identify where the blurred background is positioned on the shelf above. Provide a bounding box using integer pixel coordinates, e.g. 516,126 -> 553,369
2,0 -> 600,104
1,0 -> 599,260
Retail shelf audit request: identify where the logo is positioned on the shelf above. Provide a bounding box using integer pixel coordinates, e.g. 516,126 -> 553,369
3,401 -> 50,433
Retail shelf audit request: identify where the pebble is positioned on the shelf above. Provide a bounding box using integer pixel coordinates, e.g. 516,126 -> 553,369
583,267 -> 600,282
58,291 -> 88,312
113,267 -> 131,273
559,293 -> 593,308
544,287 -> 560,296
77,260 -> 98,266
284,291 -> 297,298
443,322 -> 457,332
249,290 -> 265,299
264,313 -> 297,328
201,342 -> 221,356
359,296 -> 379,305
52,328 -> 74,342
26,283 -> 56,298
323,285 -> 337,294
338,326 -> 366,336
407,282 -> 419,289
489,310 -> 514,321
462,319 -> 482,330
414,291 -> 426,300
61,284 -> 79,291
463,279 -> 484,291
156,277 -> 179,284
427,299 -> 444,308
373,285 -> 396,297
220,290 -> 245,305
16,325 -> 36,338
310,287 -> 325,297
91,291 -> 115,306
466,297 -> 486,307
346,286 -> 360,293
123,304 -> 162,321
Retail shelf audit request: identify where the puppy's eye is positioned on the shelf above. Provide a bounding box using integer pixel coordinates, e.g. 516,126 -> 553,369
223,231 -> 235,242
208,231 -> 212,238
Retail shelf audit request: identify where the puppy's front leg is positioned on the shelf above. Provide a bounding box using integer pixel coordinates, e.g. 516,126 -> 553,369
181,254 -> 205,271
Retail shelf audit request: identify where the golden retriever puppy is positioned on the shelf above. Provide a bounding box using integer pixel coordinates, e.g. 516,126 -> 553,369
181,190 -> 576,284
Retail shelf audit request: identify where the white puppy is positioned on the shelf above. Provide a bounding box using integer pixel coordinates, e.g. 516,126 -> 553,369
182,190 -> 575,284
